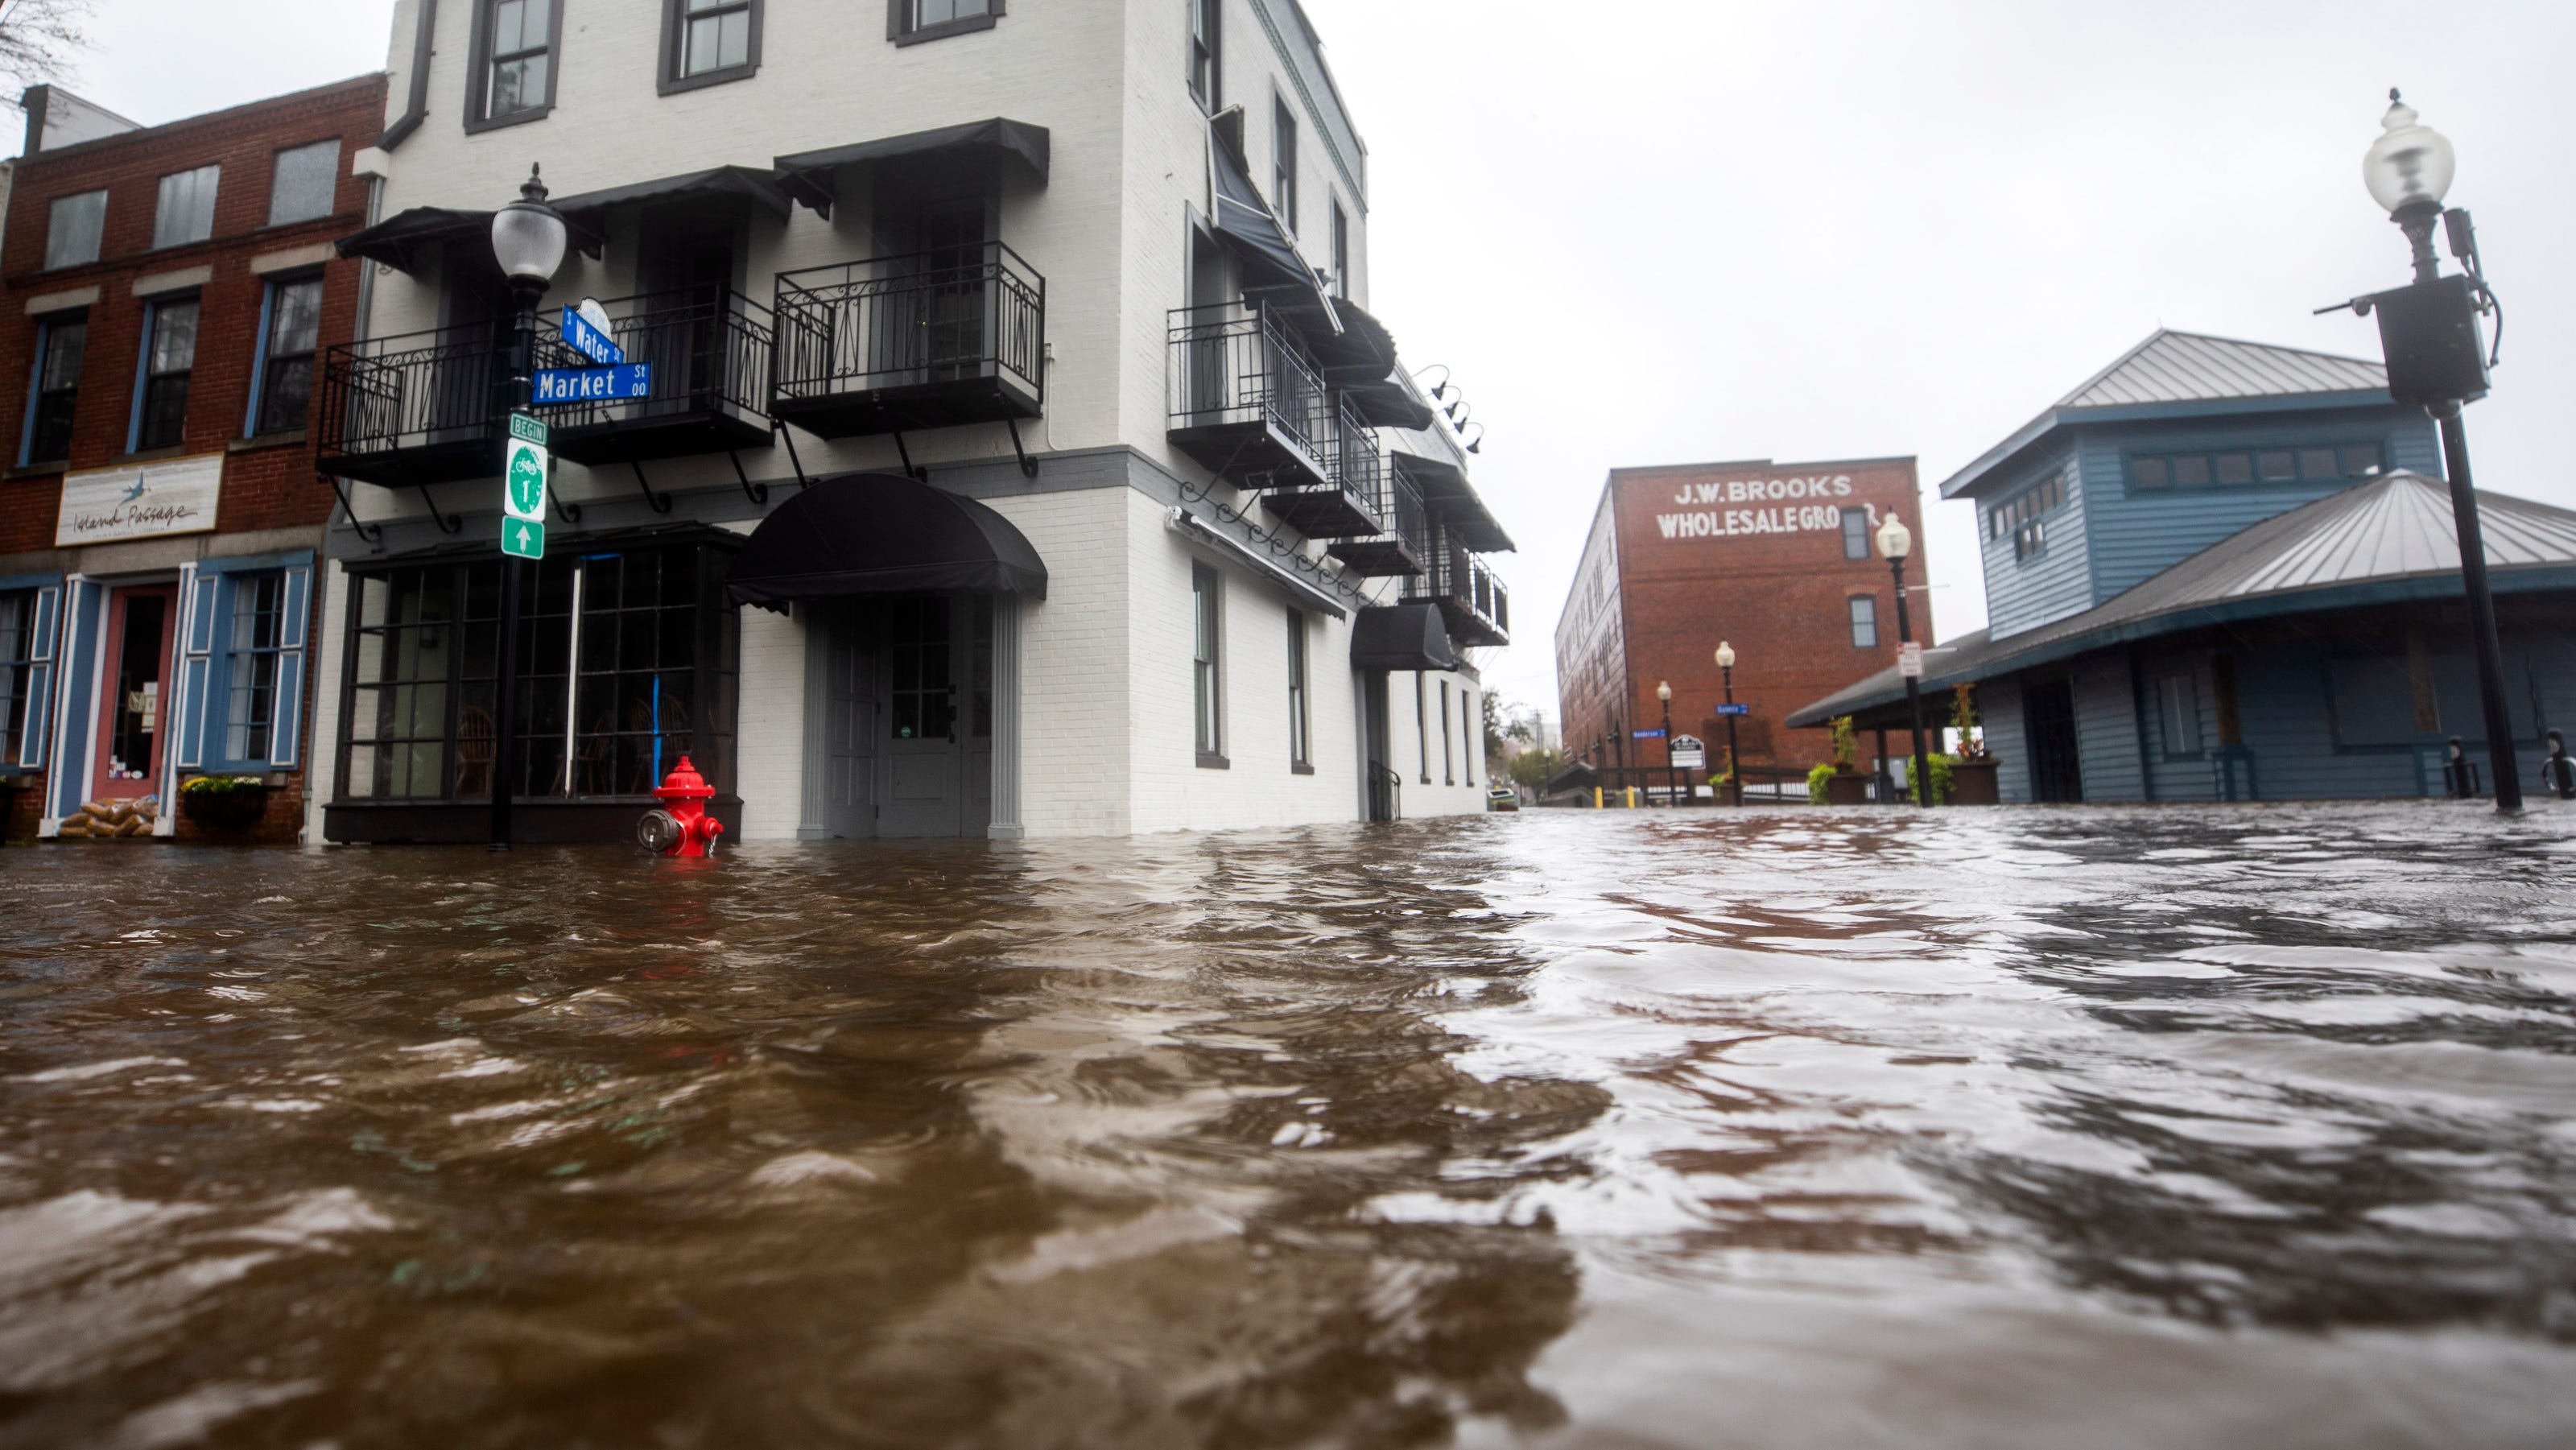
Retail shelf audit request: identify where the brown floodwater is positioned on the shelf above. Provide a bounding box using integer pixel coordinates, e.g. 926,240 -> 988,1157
3,804 -> 2575,1448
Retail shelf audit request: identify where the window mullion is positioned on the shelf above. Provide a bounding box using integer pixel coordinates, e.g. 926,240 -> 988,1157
564,560 -> 583,797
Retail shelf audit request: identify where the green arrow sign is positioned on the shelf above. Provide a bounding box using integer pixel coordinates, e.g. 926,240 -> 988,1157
502,515 -> 545,560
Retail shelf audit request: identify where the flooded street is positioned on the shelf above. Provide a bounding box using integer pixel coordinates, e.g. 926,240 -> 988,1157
4,805 -> 2576,1448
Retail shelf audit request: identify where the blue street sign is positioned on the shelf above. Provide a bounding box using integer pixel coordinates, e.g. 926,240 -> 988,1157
532,364 -> 653,406
1714,704 -> 1752,717
1633,729 -> 1666,740
561,306 -> 625,366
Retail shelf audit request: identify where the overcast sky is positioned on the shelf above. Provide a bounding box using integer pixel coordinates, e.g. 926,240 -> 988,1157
28,1 -> 2574,727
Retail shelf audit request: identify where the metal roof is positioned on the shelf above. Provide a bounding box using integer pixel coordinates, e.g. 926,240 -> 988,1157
1788,473 -> 2576,727
2055,330 -> 2388,409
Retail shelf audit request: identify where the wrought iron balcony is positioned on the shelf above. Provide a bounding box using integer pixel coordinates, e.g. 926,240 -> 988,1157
1166,302 -> 1331,495
770,242 -> 1045,439
1406,533 -> 1509,649
535,288 -> 774,467
1327,453 -> 1427,577
317,324 -> 506,488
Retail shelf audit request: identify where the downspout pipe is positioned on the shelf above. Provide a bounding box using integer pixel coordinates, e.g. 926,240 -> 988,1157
378,0 -> 439,151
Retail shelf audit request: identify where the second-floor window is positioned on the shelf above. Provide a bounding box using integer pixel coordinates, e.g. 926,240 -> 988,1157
677,0 -> 754,78
22,315 -> 86,465
1842,507 -> 1868,560
44,191 -> 106,271
1272,98 -> 1298,231
132,298 -> 200,453
266,141 -> 341,226
2130,442 -> 2384,492
481,0 -> 557,122
1331,201 -> 1348,299
1188,0 -> 1220,109
894,0 -> 997,43
152,166 -> 220,250
1988,473 -> 2065,561
253,275 -> 324,436
1848,595 -> 1879,650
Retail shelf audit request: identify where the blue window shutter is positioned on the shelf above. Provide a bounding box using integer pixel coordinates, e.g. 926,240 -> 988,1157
47,581 -> 104,819
269,564 -> 312,769
19,584 -> 60,767
175,568 -> 220,771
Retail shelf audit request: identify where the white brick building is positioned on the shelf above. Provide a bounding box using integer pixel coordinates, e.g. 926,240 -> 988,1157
306,0 -> 1510,843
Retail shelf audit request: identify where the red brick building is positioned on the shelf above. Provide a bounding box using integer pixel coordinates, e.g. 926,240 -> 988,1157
1554,456 -> 1931,794
0,75 -> 383,841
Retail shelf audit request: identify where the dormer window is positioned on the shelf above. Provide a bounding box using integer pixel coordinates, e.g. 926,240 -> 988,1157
2129,442 -> 2385,494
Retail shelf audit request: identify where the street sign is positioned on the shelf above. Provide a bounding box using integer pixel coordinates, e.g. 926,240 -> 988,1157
1632,729 -> 1666,741
507,411 -> 548,446
501,515 -> 545,560
532,363 -> 653,406
502,430 -> 549,523
561,302 -> 625,366
1898,642 -> 1926,679
1714,704 -> 1752,717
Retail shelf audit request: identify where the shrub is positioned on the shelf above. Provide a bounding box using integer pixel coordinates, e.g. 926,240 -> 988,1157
1807,762 -> 1838,804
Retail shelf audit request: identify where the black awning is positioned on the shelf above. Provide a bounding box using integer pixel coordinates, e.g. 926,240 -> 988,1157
1210,124 -> 1332,311
1391,449 -> 1514,553
1351,603 -> 1459,671
551,164 -> 794,227
774,118 -> 1051,217
336,205 -> 604,274
1343,374 -> 1436,430
1249,288 -> 1397,378
724,472 -> 1048,611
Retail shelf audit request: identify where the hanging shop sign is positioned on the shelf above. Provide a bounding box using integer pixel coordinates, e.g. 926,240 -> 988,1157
55,455 -> 222,547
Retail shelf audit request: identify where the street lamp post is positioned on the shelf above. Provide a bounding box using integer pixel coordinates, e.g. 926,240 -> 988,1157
1876,512 -> 1932,808
2350,93 -> 2520,812
1657,681 -> 1678,806
1715,642 -> 1740,807
486,165 -> 570,851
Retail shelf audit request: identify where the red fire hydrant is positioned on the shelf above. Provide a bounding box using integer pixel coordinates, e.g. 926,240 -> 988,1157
637,756 -> 724,858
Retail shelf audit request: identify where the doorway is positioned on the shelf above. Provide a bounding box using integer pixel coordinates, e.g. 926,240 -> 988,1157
93,585 -> 176,800
2023,674 -> 2083,803
804,593 -> 995,840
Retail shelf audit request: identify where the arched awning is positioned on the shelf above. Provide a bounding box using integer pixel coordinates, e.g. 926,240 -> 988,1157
724,472 -> 1048,612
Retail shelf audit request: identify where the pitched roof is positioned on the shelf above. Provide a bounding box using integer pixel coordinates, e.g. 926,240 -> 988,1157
1938,329 -> 2394,500
1788,474 -> 2576,727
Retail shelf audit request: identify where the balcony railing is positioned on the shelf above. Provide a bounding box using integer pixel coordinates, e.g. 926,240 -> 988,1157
1327,454 -> 1428,576
318,323 -> 506,487
1406,534 -> 1509,648
535,287 -> 774,465
770,242 -> 1045,437
1166,301 -> 1330,489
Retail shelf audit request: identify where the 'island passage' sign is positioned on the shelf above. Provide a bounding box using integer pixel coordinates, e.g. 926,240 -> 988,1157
55,456 -> 221,547
532,364 -> 653,405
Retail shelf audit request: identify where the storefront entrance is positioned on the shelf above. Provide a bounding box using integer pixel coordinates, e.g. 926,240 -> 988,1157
806,593 -> 994,840
92,585 -> 176,799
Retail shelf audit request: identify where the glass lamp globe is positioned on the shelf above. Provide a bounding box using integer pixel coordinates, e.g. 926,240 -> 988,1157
1657,681 -> 1672,703
1715,642 -> 1736,670
491,165 -> 569,288
1876,512 -> 1913,561
2363,91 -> 2455,217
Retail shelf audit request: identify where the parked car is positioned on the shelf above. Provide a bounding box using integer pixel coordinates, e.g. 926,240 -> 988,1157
1487,787 -> 1521,812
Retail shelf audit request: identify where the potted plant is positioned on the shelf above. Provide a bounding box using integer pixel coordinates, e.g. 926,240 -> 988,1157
1810,717 -> 1871,805
181,775 -> 271,835
1947,685 -> 2000,805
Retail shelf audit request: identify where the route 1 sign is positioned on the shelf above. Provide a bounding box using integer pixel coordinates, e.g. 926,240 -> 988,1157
502,515 -> 546,560
503,428 -> 549,523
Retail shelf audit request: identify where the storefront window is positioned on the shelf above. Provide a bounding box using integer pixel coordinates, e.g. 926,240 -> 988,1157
0,589 -> 35,762
340,543 -> 737,803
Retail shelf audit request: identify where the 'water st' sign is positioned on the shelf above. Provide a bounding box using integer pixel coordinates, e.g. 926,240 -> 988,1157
561,305 -> 625,366
532,364 -> 653,406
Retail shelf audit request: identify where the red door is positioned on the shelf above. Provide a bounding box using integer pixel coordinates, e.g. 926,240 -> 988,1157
92,585 -> 177,800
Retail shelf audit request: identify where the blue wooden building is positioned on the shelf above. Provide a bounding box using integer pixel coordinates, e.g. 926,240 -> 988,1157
1790,330 -> 2576,802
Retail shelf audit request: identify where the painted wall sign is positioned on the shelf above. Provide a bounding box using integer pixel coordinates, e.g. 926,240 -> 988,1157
55,455 -> 222,546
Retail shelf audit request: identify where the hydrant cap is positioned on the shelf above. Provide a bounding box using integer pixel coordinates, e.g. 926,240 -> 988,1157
654,755 -> 716,803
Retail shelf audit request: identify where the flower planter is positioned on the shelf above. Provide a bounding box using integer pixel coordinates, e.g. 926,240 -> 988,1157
1949,759 -> 2000,806
183,785 -> 271,835
1823,772 -> 1870,806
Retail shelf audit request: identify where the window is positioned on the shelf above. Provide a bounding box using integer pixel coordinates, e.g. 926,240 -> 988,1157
1187,0 -> 1220,109
1330,201 -> 1348,299
2129,442 -> 2386,494
2343,443 -> 2383,477
224,572 -> 287,762
266,141 -> 341,227
1848,595 -> 1878,650
152,166 -> 220,250
1194,565 -> 1225,764
1416,672 -> 1428,783
1273,97 -> 1298,232
891,0 -> 998,43
1842,507 -> 1869,560
245,276 -> 324,437
1286,609 -> 1311,770
1440,681 -> 1453,784
2156,674 -> 2202,757
473,0 -> 559,126
2257,450 -> 2297,483
132,299 -> 200,453
0,589 -> 36,763
21,315 -> 86,465
2214,452 -> 2254,485
1463,689 -> 1476,786
667,0 -> 760,89
44,191 -> 106,271
1987,473 -> 2064,561
341,547 -> 737,802
2132,457 -> 2169,490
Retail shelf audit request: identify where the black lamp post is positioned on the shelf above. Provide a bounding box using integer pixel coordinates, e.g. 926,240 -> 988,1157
2350,93 -> 2520,812
1657,680 -> 1678,806
1876,511 -> 1932,808
486,165 -> 569,851
1715,642 -> 1740,807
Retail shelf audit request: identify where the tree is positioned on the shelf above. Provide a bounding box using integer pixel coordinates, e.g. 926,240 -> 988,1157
1481,690 -> 1509,759
1508,746 -> 1564,792
0,0 -> 93,101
